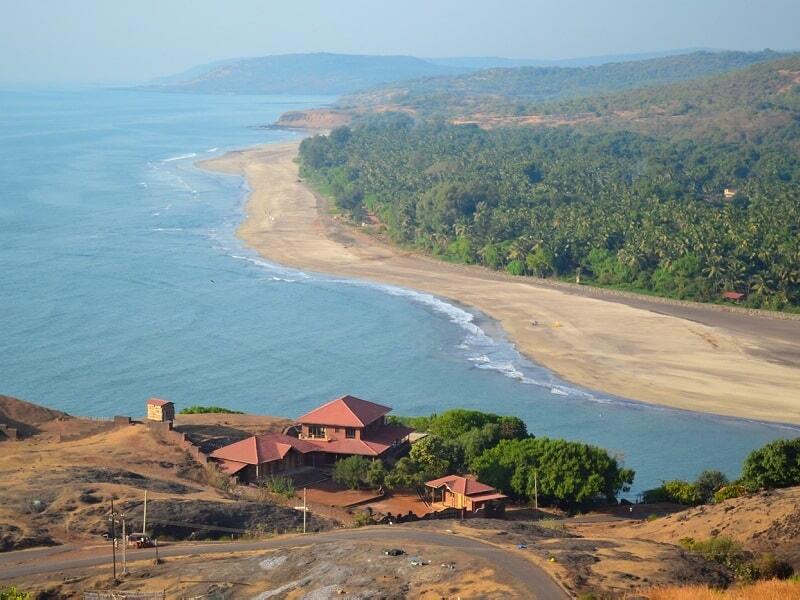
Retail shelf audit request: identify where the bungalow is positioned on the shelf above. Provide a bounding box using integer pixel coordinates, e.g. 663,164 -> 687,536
425,475 -> 507,515
209,395 -> 413,483
146,398 -> 175,422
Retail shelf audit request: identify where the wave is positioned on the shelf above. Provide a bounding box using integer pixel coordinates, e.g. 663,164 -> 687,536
162,152 -> 198,162
206,147 -> 219,153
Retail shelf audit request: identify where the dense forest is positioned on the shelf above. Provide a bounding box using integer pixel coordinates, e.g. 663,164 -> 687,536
299,55 -> 800,310
339,50 -> 787,117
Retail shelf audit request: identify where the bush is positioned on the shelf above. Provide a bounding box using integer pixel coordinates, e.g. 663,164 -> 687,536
333,456 -> 370,490
694,470 -> 729,503
179,405 -> 243,414
753,552 -> 794,580
365,460 -> 387,489
713,484 -> 748,504
741,438 -> 800,490
0,588 -> 30,600
352,512 -> 377,527
643,480 -> 701,505
261,476 -> 295,498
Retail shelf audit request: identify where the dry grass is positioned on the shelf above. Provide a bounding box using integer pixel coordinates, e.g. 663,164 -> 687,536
637,579 -> 800,600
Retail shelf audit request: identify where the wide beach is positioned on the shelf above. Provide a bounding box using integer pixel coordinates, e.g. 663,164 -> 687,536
200,141 -> 800,426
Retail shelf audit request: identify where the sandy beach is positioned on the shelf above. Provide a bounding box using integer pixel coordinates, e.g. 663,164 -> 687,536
200,141 -> 800,426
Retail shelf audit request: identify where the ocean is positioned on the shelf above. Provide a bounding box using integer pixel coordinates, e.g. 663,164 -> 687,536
0,87 -> 794,494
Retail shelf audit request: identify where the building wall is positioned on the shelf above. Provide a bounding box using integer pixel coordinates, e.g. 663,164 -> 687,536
146,403 -> 174,422
300,423 -> 364,441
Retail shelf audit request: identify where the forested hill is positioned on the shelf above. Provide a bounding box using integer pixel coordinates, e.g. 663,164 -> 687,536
143,53 -> 467,95
298,55 -> 800,311
338,50 -> 787,115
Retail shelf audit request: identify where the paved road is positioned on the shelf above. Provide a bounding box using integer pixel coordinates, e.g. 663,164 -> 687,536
0,526 -> 567,599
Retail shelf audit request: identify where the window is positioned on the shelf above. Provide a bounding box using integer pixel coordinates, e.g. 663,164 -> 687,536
308,425 -> 326,439
345,428 -> 356,439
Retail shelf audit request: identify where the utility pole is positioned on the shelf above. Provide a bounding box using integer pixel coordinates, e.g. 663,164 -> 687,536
142,490 -> 148,537
121,515 -> 128,576
293,487 -> 309,534
109,499 -> 117,582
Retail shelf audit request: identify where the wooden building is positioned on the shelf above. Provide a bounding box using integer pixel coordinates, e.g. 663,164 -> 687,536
146,398 -> 175,422
425,475 -> 507,514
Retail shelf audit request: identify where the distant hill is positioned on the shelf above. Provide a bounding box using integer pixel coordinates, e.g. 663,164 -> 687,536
143,53 -> 468,95
339,50 -> 788,114
425,48 -> 714,70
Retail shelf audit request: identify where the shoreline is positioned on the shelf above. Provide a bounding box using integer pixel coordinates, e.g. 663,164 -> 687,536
198,141 -> 800,426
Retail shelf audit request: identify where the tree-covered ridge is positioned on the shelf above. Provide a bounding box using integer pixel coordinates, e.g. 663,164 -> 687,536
528,54 -> 800,142
299,57 -> 800,309
339,50 -> 788,117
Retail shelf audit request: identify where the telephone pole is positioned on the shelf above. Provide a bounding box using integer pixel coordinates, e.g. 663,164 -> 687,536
293,488 -> 309,534
109,499 -> 117,582
121,515 -> 128,576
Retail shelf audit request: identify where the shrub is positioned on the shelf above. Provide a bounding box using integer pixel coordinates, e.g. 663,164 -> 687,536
352,512 -> 377,527
179,405 -> 243,414
741,438 -> 800,490
643,480 -> 701,506
333,456 -> 370,490
753,552 -> 794,580
694,470 -> 729,503
365,460 -> 387,489
261,476 -> 295,498
0,588 -> 30,600
713,484 -> 748,504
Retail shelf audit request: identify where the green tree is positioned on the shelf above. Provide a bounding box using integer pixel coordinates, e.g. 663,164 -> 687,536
333,455 -> 370,490
408,434 -> 464,479
385,456 -> 425,489
741,438 -> 800,490
694,470 -> 729,503
365,460 -> 388,489
471,437 -> 634,509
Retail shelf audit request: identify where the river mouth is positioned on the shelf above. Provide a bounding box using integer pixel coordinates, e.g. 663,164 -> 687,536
0,88 -> 794,496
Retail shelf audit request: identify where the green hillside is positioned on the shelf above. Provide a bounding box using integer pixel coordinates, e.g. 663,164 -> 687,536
339,50 -> 787,115
299,55 -> 800,311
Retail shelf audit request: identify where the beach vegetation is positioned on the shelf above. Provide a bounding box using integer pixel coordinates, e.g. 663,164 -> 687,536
299,55 -> 800,311
0,587 -> 30,600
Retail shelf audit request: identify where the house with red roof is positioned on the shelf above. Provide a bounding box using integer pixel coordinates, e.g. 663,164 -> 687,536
208,395 -> 413,483
425,474 -> 507,515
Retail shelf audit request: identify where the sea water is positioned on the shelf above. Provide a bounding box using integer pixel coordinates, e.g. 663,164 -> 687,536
0,87 -> 795,494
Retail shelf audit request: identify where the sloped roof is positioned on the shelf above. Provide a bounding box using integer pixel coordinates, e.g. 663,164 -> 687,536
147,397 -> 173,407
425,475 -> 498,497
209,433 -> 317,465
297,395 -> 391,428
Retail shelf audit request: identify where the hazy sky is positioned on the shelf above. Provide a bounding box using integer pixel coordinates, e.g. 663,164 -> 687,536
1,0 -> 798,83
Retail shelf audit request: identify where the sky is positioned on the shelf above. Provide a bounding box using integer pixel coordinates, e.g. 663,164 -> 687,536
1,0 -> 798,83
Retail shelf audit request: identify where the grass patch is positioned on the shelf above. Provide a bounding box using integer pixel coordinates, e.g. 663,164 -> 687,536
179,405 -> 243,414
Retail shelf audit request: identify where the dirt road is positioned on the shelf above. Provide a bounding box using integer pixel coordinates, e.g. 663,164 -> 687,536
0,526 -> 567,599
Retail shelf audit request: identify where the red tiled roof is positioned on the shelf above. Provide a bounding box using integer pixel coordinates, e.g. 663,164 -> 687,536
214,459 -> 248,475
147,397 -> 173,407
303,424 -> 413,457
209,433 -> 317,465
425,475 -> 497,496
468,492 -> 508,502
722,291 -> 745,300
297,395 -> 391,428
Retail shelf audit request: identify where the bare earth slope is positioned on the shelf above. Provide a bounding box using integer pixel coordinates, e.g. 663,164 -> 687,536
200,142 -> 800,425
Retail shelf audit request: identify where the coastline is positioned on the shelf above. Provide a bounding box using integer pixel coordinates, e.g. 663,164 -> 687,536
198,141 -> 800,426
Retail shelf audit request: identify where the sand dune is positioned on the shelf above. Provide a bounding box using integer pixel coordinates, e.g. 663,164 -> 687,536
199,142 -> 800,426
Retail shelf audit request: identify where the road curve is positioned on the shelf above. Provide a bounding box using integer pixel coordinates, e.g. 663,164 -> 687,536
0,526 -> 567,599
